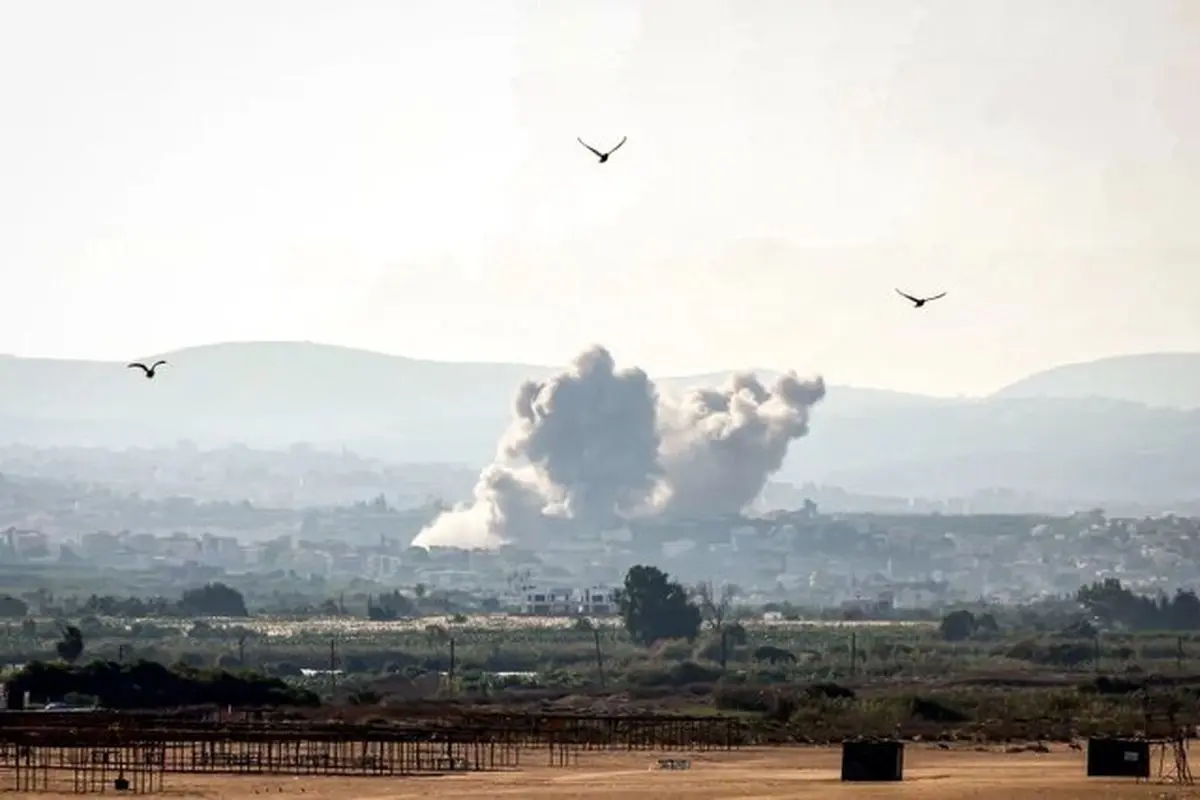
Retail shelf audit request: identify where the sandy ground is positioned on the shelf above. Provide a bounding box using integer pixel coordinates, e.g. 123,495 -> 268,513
10,746 -> 1200,799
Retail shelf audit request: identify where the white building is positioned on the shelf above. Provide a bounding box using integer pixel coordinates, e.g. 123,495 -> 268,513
520,585 -> 576,615
517,584 -> 620,616
579,585 -> 618,615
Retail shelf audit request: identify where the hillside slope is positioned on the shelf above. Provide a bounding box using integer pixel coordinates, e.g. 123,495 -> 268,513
0,341 -> 1197,505
0,342 -> 945,460
991,352 -> 1200,409
782,396 -> 1200,505
0,342 -> 550,462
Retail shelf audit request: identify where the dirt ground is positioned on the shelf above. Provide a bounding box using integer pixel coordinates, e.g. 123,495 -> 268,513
13,746 -> 1200,799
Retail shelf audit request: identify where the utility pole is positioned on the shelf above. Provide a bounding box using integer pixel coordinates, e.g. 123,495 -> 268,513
329,638 -> 338,696
593,628 -> 606,689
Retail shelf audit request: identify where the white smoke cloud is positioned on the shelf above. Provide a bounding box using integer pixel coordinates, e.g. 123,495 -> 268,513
412,345 -> 825,549
413,464 -> 545,550
657,372 -> 828,517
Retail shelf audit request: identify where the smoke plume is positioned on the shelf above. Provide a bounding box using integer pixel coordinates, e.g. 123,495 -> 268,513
413,345 -> 825,549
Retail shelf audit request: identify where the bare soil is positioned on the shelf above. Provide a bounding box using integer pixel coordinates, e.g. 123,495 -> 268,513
12,745 -> 1200,799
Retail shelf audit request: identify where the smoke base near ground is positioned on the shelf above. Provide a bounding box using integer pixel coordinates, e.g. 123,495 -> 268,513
413,345 -> 825,549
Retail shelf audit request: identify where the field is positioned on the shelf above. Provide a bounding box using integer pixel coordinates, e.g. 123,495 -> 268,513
100,614 -> 934,637
15,610 -> 1200,747
13,746 -> 1197,799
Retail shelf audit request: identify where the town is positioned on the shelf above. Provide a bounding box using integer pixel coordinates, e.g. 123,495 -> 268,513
3,471 -> 1199,617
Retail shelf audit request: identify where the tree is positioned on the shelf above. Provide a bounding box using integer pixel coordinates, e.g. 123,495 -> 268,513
975,612 -> 1001,637
55,625 -> 84,664
1076,578 -> 1200,631
618,565 -> 702,646
1165,589 -> 1200,630
6,659 -> 319,710
696,581 -> 738,633
179,583 -> 248,617
697,581 -> 740,669
724,622 -> 749,647
939,609 -> 977,642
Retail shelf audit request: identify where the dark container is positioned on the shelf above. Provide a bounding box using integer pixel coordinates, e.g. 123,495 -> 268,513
1086,738 -> 1150,779
841,739 -> 904,782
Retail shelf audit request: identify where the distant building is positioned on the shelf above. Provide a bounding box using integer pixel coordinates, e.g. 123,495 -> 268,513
520,585 -> 576,616
516,584 -> 619,616
840,595 -> 891,617
579,585 -> 618,615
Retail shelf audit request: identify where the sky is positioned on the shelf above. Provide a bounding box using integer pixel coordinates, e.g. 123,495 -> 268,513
0,0 -> 1197,397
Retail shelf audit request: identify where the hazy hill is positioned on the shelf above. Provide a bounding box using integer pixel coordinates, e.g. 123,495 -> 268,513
0,341 -> 1197,505
783,396 -> 1200,505
0,342 -> 951,457
0,342 -> 551,461
991,352 -> 1200,409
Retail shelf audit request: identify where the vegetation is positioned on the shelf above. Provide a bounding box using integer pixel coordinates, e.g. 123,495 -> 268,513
4,569 -> 1200,742
6,659 -> 318,709
179,583 -> 249,617
7,581 -> 254,621
1077,578 -> 1200,631
54,625 -> 84,664
618,565 -> 702,646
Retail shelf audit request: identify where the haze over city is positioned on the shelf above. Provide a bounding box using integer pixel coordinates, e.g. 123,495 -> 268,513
2,0 -> 1198,396
4,6 -> 1200,787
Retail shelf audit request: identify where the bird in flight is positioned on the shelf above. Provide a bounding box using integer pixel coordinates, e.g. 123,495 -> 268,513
895,289 -> 947,309
577,136 -> 627,164
127,360 -> 168,379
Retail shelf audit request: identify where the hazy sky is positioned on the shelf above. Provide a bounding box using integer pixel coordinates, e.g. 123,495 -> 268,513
1,0 -> 1197,396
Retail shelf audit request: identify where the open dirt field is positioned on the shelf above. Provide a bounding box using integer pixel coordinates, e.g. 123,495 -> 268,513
14,746 -> 1200,800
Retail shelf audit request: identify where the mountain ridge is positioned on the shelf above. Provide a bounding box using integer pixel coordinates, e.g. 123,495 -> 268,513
990,351 -> 1200,409
0,341 -> 1197,506
12,340 -> 1194,408
1,339 -> 949,397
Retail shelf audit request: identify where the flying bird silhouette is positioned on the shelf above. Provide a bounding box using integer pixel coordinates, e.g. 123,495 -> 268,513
127,360 -> 168,379
895,289 -> 947,309
577,136 -> 627,164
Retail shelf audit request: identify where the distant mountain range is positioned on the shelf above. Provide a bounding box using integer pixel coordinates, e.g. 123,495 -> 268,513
0,341 -> 1198,507
991,352 -> 1200,409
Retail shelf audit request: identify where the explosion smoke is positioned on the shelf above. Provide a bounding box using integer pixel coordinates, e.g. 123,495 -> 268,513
657,372 -> 828,516
413,345 -> 825,549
